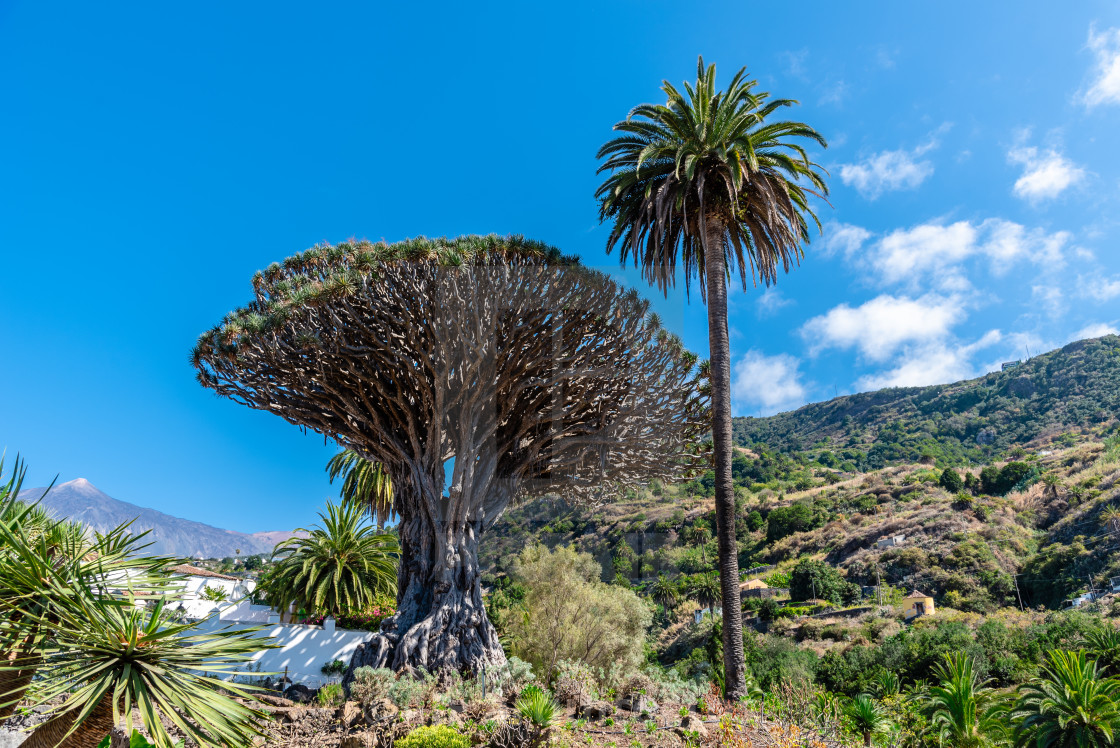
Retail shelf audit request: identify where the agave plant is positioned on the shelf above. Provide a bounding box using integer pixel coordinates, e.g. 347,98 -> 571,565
1011,649 -> 1120,748
262,498 -> 399,617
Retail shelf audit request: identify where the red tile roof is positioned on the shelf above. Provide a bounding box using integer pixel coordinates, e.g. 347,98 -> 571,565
169,564 -> 240,581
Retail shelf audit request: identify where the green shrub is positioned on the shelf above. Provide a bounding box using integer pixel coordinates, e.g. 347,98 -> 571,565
516,686 -> 561,728
350,666 -> 396,705
317,682 -> 345,707
396,725 -> 471,748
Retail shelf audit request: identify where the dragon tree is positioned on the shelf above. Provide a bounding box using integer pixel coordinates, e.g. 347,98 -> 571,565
193,235 -> 708,675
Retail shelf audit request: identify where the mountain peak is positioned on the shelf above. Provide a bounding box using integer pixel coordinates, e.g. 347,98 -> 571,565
16,480 -> 288,559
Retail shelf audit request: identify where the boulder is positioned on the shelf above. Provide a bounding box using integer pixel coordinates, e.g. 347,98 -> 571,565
676,714 -> 708,739
283,684 -> 316,704
618,694 -> 658,714
337,701 -> 363,729
575,698 -> 614,721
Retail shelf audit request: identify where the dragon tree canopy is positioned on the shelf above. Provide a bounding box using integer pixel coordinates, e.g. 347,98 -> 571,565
193,234 -> 708,675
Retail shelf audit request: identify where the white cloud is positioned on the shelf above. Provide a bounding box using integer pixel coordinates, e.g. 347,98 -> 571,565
731,351 -> 808,415
756,288 -> 793,318
873,221 -> 977,286
837,218 -> 1071,288
856,330 -> 1002,390
819,79 -> 848,106
1007,144 -> 1085,202
1080,274 -> 1120,301
801,294 -> 965,362
1031,285 -> 1065,317
1083,25 -> 1120,108
1073,322 -> 1120,340
820,221 -> 872,258
839,146 -> 935,199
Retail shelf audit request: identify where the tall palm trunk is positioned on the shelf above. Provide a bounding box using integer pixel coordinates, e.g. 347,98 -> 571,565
23,692 -> 117,748
703,217 -> 746,700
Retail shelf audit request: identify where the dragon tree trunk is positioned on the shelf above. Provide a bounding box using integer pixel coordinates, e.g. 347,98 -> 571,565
22,692 -> 117,748
345,503 -> 506,680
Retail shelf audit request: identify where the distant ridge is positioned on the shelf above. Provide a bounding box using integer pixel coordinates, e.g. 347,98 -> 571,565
15,478 -> 299,558
733,334 -> 1120,468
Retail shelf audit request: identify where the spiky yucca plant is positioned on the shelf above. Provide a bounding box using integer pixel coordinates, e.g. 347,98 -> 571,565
264,498 -> 399,617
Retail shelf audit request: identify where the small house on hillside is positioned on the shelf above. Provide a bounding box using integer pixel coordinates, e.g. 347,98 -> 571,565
876,534 -> 906,549
900,590 -> 934,620
740,578 -> 781,600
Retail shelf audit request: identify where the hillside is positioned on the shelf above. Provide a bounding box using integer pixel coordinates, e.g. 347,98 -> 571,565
481,335 -> 1120,615
733,334 -> 1120,469
16,478 -> 297,558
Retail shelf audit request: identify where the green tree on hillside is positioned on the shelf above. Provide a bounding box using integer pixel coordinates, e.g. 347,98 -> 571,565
789,558 -> 858,605
596,56 -> 827,699
940,467 -> 964,493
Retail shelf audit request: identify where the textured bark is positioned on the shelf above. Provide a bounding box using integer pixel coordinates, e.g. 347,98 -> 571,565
704,218 -> 746,700
0,640 -> 40,725
195,239 -> 708,681
345,501 -> 506,680
22,692 -> 116,748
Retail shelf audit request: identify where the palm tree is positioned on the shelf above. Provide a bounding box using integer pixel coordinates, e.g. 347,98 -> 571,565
264,498 -> 399,618
925,653 -> 1007,748
596,57 -> 828,699
1085,628 -> 1120,677
844,694 -> 891,747
688,572 -> 723,617
326,449 -> 395,525
1012,649 -> 1120,748
651,574 -> 682,611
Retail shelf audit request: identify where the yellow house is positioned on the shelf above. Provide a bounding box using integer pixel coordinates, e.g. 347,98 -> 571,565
901,590 -> 935,620
741,579 -> 769,591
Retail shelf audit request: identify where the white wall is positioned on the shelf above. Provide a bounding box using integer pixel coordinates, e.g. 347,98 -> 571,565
194,614 -> 374,688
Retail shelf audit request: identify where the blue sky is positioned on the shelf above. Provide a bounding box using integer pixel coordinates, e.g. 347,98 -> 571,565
2,1 -> 1119,533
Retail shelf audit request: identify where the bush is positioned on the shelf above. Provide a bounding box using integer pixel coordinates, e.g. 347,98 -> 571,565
939,468 -> 963,492
789,558 -> 859,605
507,544 -> 651,681
553,660 -> 598,704
317,682 -> 344,707
350,666 -> 396,705
397,725 -> 471,748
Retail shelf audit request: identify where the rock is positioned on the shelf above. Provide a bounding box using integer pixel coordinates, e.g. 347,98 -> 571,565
401,709 -> 421,723
448,698 -> 466,714
281,707 -> 307,724
283,683 -> 317,704
576,699 -> 614,721
676,715 -> 708,739
618,694 -> 658,714
340,735 -> 376,748
337,701 -> 363,728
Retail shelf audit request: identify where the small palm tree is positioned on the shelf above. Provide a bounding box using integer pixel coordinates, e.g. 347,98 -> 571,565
688,572 -> 723,616
925,652 -> 1007,748
1101,506 -> 1120,535
844,694 -> 891,747
1012,649 -> 1120,748
651,574 -> 682,611
596,56 -> 827,699
1085,628 -> 1120,677
264,498 -> 399,617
